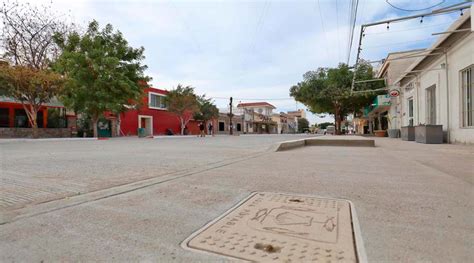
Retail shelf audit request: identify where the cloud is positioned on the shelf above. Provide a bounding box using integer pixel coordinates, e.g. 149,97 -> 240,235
16,0 -> 466,125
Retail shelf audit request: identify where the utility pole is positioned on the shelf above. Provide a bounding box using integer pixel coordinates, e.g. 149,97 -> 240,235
229,97 -> 233,135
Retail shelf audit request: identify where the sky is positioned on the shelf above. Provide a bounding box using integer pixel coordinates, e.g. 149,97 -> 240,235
18,0 -> 467,124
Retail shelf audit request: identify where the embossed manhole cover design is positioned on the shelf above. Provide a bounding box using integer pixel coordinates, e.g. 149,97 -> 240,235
183,192 -> 366,262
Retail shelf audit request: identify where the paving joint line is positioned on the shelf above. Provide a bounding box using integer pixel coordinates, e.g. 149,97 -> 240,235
0,151 -> 270,225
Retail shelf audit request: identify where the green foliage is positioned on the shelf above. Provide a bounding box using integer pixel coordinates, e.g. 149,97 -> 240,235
0,64 -> 64,137
164,84 -> 200,135
290,62 -> 384,134
53,20 -> 150,136
297,117 -> 310,133
318,122 -> 334,129
194,95 -> 219,123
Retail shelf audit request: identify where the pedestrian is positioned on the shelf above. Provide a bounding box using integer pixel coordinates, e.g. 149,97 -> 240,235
208,122 -> 214,136
199,122 -> 205,137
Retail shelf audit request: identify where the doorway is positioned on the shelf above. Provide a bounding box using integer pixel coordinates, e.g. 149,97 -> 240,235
138,115 -> 153,136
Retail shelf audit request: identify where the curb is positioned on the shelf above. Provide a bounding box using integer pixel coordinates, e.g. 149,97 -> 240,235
274,137 -> 375,152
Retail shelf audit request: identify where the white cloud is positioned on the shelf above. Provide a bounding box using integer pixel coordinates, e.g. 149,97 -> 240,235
14,0 -> 465,125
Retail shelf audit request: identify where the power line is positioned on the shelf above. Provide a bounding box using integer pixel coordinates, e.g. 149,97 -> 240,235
363,37 -> 437,49
350,3 -> 471,93
385,0 -> 446,12
363,21 -> 452,35
210,97 -> 294,101
335,0 -> 341,63
248,0 -> 270,55
347,0 -> 359,65
316,0 -> 330,55
168,0 -> 203,53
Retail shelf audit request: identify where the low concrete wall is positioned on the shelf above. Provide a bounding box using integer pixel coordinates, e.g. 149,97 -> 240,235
275,139 -> 306,151
0,128 -> 72,138
274,136 -> 375,152
305,138 -> 375,147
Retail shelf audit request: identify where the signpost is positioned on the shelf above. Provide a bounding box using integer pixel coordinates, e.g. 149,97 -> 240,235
389,89 -> 400,97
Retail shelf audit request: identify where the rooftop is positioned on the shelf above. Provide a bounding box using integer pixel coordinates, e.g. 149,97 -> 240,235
236,102 -> 276,109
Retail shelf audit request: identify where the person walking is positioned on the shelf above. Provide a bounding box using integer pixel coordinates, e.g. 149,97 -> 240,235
199,122 -> 205,137
208,122 -> 214,136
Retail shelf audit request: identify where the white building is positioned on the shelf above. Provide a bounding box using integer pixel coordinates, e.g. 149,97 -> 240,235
236,102 -> 277,134
392,13 -> 473,144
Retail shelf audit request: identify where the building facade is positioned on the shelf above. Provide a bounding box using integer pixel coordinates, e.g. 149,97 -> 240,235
216,111 -> 244,135
119,87 -> 200,136
236,102 -> 277,134
393,14 -> 473,144
0,97 -> 76,138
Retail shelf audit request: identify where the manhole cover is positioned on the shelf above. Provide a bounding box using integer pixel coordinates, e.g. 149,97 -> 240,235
183,192 -> 366,262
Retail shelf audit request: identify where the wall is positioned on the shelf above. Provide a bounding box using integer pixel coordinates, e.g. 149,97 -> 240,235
0,128 -> 72,138
399,32 -> 474,143
216,113 -> 243,134
119,87 -> 201,136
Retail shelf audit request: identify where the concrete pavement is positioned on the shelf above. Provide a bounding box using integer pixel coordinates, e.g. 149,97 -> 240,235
0,135 -> 473,262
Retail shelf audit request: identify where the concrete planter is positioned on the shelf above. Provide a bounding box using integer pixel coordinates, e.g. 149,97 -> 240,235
374,130 -> 386,137
415,125 -> 443,144
401,126 -> 415,141
387,129 -> 400,138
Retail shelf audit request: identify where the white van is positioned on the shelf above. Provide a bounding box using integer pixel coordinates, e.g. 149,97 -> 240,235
325,125 -> 335,135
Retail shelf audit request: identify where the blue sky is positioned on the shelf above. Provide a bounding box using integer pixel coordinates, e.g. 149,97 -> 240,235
26,0 -> 466,124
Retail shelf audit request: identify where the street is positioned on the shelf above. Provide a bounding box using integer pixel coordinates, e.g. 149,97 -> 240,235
0,135 -> 472,262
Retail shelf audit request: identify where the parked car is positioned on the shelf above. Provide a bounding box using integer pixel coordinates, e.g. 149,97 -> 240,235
325,125 -> 335,135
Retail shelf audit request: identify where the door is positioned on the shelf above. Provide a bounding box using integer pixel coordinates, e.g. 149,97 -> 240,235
426,85 -> 436,124
138,116 -> 153,136
408,98 -> 414,126
97,119 -> 112,137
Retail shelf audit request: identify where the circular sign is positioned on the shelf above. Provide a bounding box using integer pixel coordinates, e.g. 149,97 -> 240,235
389,89 -> 400,97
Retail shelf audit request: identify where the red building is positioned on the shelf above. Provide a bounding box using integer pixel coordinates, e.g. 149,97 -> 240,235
0,98 -> 71,129
119,87 -> 200,136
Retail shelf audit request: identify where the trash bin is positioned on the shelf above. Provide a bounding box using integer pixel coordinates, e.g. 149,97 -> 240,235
137,128 -> 146,138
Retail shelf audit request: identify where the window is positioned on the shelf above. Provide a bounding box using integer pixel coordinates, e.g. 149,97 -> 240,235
0,108 -> 9,127
408,98 -> 414,126
236,123 -> 241,132
14,109 -> 28,128
219,122 -> 225,131
461,65 -> 473,127
426,85 -> 436,125
149,92 -> 167,109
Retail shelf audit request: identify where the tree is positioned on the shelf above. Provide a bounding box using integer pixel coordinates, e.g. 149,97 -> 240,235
0,0 -> 71,69
0,1 -> 71,137
193,95 -> 219,132
297,117 -> 310,133
0,64 -> 64,137
165,84 -> 199,135
290,62 -> 383,135
53,20 -> 150,137
318,122 -> 334,129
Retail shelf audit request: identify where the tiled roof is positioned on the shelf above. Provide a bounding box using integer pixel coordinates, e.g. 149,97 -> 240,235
236,102 -> 276,109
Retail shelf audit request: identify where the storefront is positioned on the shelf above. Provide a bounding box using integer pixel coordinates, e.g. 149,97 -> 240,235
365,95 -> 391,135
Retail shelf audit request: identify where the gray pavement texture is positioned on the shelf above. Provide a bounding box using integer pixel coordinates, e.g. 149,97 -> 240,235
0,135 -> 473,262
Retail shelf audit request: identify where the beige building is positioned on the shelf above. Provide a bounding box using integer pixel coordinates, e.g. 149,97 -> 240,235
216,107 -> 243,135
237,102 -> 277,134
365,49 -> 424,134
